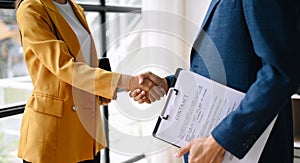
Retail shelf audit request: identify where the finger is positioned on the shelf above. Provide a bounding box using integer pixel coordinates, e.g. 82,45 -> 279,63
138,96 -> 151,104
144,97 -> 151,104
148,72 -> 163,86
157,86 -> 166,96
148,92 -> 157,102
100,97 -> 111,106
139,79 -> 164,102
148,74 -> 169,94
175,143 -> 191,158
149,88 -> 161,101
139,71 -> 162,85
151,74 -> 162,85
129,89 -> 141,98
148,86 -> 166,102
151,86 -> 165,98
134,91 -> 146,101
102,100 -> 109,106
138,96 -> 150,104
104,98 -> 111,104
139,79 -> 154,93
138,72 -> 152,84
99,96 -> 105,104
138,75 -> 145,84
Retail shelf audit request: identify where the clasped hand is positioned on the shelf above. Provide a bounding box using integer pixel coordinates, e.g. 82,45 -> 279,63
128,71 -> 169,104
100,71 -> 167,105
128,73 -> 226,163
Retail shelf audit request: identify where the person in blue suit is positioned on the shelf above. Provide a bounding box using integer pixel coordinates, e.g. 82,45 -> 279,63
131,0 -> 300,162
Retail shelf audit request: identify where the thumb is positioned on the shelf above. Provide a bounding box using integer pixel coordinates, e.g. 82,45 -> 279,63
137,72 -> 153,84
138,75 -> 145,84
175,143 -> 191,158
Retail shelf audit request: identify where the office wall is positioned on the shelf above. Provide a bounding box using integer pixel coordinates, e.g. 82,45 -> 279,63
138,0 -> 211,162
141,0 -> 211,76
107,1 -> 212,162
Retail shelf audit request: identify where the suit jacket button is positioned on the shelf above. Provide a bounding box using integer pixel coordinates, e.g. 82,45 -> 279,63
72,105 -> 78,111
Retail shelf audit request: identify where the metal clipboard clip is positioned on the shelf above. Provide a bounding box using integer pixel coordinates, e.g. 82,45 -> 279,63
160,88 -> 179,120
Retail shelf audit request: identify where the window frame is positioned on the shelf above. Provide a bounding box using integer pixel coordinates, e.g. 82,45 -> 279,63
0,0 -> 141,117
0,1 -> 141,162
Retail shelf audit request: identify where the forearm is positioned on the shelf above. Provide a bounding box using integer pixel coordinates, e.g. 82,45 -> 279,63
117,74 -> 133,90
212,64 -> 299,159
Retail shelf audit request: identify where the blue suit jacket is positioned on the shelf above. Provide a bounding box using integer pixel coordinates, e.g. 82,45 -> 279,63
167,0 -> 300,162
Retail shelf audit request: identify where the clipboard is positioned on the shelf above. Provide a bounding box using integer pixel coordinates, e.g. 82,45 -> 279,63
152,68 -> 277,163
152,68 -> 182,147
152,88 -> 181,147
152,68 -> 248,148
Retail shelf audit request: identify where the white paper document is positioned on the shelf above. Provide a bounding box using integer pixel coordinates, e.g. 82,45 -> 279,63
153,69 -> 276,163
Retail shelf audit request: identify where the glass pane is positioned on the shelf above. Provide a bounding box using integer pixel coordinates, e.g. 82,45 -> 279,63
105,12 -> 152,162
0,9 -> 31,109
104,12 -> 182,162
106,12 -> 141,62
0,114 -> 22,163
84,12 -> 105,58
106,0 -> 141,7
74,0 -> 100,5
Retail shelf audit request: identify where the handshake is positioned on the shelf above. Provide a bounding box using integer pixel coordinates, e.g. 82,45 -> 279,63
118,71 -> 169,104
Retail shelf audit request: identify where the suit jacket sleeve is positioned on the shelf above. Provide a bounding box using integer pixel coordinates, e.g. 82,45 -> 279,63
16,2 -> 121,99
211,0 -> 300,159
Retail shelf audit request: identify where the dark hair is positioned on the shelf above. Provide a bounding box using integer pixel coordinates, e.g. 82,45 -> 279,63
14,0 -> 24,9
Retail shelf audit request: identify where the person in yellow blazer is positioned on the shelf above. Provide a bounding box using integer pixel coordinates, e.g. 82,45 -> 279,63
14,0 -> 168,162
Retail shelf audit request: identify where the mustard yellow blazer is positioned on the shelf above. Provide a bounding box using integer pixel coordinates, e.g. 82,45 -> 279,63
16,0 -> 121,162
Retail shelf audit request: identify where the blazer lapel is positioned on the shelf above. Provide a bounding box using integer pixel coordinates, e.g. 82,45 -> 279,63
41,0 -> 86,62
68,0 -> 90,33
90,37 -> 99,67
68,0 -> 99,67
201,0 -> 220,29
40,0 -> 100,68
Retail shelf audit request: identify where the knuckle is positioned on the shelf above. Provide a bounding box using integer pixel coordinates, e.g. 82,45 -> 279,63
137,94 -> 144,99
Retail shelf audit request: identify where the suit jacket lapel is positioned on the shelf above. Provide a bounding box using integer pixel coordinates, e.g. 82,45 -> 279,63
192,0 -> 220,52
201,0 -> 220,29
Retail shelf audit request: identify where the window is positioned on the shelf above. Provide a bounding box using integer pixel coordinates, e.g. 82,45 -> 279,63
106,12 -> 141,64
0,114 -> 22,163
0,8 -> 31,110
0,1 -> 141,163
106,0 -> 141,7
0,1 -> 142,114
75,0 -> 100,5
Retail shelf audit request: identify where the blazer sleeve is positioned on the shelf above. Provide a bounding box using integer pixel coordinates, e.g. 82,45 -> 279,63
16,2 -> 121,99
211,0 -> 300,159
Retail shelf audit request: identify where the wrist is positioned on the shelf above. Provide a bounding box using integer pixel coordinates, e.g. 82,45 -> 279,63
118,74 -> 132,90
209,135 -> 225,154
161,78 -> 169,93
